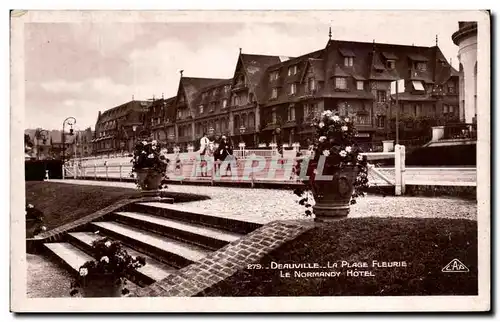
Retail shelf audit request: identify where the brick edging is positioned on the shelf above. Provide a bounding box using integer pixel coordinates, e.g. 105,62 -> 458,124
26,196 -> 173,250
132,219 -> 315,297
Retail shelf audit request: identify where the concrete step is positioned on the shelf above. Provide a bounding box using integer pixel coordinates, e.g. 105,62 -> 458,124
90,221 -> 210,268
67,231 -> 176,284
113,211 -> 242,250
129,202 -> 264,235
44,242 -> 94,272
44,242 -> 139,295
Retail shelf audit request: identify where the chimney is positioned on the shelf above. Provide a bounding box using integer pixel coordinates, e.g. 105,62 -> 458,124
180,70 -> 184,78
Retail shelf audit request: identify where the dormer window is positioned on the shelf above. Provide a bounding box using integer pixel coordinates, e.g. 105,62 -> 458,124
269,71 -> 280,81
288,65 -> 298,76
344,57 -> 354,67
335,77 -> 347,90
415,62 -> 427,71
386,60 -> 396,69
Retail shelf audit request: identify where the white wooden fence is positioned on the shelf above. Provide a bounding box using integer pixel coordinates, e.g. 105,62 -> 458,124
63,145 -> 410,195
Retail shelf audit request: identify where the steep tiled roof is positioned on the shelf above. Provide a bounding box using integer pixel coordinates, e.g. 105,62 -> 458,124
180,77 -> 227,109
240,54 -> 282,89
255,49 -> 323,104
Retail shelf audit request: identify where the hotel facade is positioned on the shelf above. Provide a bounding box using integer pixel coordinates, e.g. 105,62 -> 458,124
93,35 -> 461,154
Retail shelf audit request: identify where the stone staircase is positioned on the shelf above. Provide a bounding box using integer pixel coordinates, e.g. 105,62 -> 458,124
41,199 -> 262,295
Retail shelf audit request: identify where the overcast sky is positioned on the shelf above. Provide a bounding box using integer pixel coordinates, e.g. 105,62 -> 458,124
24,11 -> 465,131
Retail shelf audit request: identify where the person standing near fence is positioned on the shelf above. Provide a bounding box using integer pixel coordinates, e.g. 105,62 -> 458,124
214,135 -> 233,176
198,133 -> 210,177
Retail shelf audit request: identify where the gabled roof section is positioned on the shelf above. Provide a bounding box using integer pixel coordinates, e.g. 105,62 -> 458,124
332,65 -> 350,77
382,52 -> 398,60
179,77 -> 226,108
239,53 -> 282,88
369,52 -> 400,81
339,48 -> 356,57
300,58 -> 325,82
408,53 -> 429,62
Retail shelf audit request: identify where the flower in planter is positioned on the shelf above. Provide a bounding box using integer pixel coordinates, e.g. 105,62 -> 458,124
70,237 -> 146,297
79,267 -> 88,277
292,109 -> 370,216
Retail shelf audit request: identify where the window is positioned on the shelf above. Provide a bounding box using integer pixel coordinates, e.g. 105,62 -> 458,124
199,105 -> 204,114
386,60 -> 395,69
412,81 -> 425,91
222,99 -> 228,109
269,71 -> 279,81
288,104 -> 296,121
213,88 -> 219,96
344,57 -> 354,67
307,77 -> 316,92
224,85 -> 230,93
233,95 -> 240,106
289,83 -> 297,95
201,92 -> 207,100
449,105 -> 455,114
377,90 -> 387,102
304,103 -> 318,119
271,88 -> 278,99
288,65 -> 298,76
447,82 -> 455,94
272,109 -> 277,123
376,115 -> 386,128
356,81 -> 364,90
335,77 -> 347,90
209,103 -> 215,112
443,104 -> 449,114
433,104 -> 437,115
416,62 -> 427,71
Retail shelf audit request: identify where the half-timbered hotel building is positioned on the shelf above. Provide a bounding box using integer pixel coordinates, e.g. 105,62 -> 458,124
93,34 -> 460,154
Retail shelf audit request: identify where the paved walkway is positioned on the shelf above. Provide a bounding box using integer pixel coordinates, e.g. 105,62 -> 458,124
52,180 -> 478,222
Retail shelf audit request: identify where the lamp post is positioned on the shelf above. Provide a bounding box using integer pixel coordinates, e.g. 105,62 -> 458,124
34,128 -> 49,160
62,117 -> 76,162
132,125 -> 138,150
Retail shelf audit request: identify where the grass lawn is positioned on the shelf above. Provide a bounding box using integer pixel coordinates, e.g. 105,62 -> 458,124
25,181 -> 144,231
25,181 -> 211,232
198,217 -> 477,296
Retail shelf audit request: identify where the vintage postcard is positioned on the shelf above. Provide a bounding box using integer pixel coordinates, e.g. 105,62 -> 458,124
11,10 -> 490,312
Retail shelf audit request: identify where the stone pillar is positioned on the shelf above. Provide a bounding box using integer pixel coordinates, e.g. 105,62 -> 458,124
382,140 -> 394,152
431,126 -> 445,141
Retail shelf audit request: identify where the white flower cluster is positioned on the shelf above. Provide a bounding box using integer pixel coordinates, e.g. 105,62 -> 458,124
79,267 -> 88,277
100,256 -> 109,263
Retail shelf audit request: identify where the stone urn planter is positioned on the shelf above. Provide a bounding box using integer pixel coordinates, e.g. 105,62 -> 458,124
135,168 -> 163,191
307,161 -> 359,222
79,276 -> 123,298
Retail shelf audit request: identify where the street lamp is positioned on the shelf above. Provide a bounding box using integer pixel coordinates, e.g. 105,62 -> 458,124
62,117 -> 76,162
132,125 -> 138,149
35,128 -> 49,160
